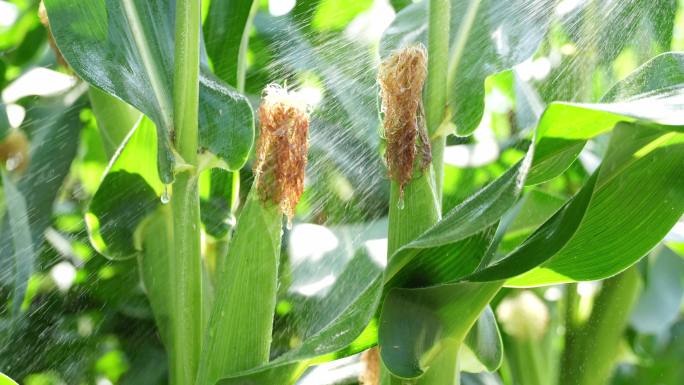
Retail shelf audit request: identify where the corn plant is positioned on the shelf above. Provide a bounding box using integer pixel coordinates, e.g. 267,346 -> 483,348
0,0 -> 683,385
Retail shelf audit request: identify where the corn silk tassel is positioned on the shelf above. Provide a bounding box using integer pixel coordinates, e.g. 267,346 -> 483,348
378,44 -> 432,202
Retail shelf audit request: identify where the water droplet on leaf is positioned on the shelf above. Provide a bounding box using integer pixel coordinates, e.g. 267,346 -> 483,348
160,185 -> 170,204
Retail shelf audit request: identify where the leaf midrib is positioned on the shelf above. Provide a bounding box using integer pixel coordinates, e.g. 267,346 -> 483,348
121,0 -> 173,130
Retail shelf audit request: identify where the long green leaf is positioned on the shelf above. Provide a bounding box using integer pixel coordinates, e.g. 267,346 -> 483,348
203,0 -> 257,88
467,172 -> 597,282
515,126 -> 684,285
43,0 -> 254,183
85,116 -> 162,260
461,306 -> 503,373
497,189 -> 566,253
88,87 -> 141,158
137,205 -> 174,347
527,52 -> 684,184
379,281 -> 502,378
0,104 -> 9,141
2,172 -> 33,316
630,247 -> 684,335
0,94 -> 84,303
385,141 -> 534,287
472,123 -> 684,286
0,373 -> 18,385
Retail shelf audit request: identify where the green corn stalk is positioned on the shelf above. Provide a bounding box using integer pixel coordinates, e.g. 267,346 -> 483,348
560,267 -> 642,385
169,1 -> 203,384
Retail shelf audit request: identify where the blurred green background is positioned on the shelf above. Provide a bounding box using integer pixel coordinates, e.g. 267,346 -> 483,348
0,0 -> 683,384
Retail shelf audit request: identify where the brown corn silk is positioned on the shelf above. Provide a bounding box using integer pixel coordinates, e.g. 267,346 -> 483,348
359,347 -> 380,385
253,86 -> 310,222
378,45 -> 431,198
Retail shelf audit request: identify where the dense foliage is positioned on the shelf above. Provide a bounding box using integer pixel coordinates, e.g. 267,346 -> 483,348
0,0 -> 683,384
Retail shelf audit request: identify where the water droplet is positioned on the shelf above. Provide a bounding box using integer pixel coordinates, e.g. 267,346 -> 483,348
396,197 -> 405,210
6,154 -> 22,171
226,214 -> 236,227
160,185 -> 170,204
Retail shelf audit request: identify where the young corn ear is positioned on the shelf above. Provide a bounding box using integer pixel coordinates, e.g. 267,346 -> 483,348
378,45 -> 431,200
197,86 -> 309,385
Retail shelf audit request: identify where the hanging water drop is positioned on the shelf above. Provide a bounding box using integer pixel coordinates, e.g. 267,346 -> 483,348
160,185 -> 170,204
5,154 -> 22,171
226,213 -> 237,228
396,196 -> 405,210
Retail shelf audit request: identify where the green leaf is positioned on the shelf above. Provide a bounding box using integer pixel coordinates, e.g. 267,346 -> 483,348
462,372 -> 503,385
498,189 -> 566,253
88,87 -> 142,158
204,0 -> 257,87
2,172 -> 33,316
200,169 -> 236,238
216,362 -> 306,385
647,0 -> 677,51
389,0 -> 412,12
311,0 -> 373,32
562,0 -> 675,64
527,52 -> 684,184
379,281 -> 501,379
138,205 -> 173,347
0,1 -> 46,66
278,247 -> 383,361
461,306 -> 503,373
473,123 -> 684,286
467,172 -> 597,282
0,104 -> 9,141
85,116 -> 163,260
630,247 -> 684,335
380,0 -> 554,135
384,141 -> 534,288
0,372 -> 18,385
43,0 -> 254,183
0,94 -> 84,299
214,235 -> 384,385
